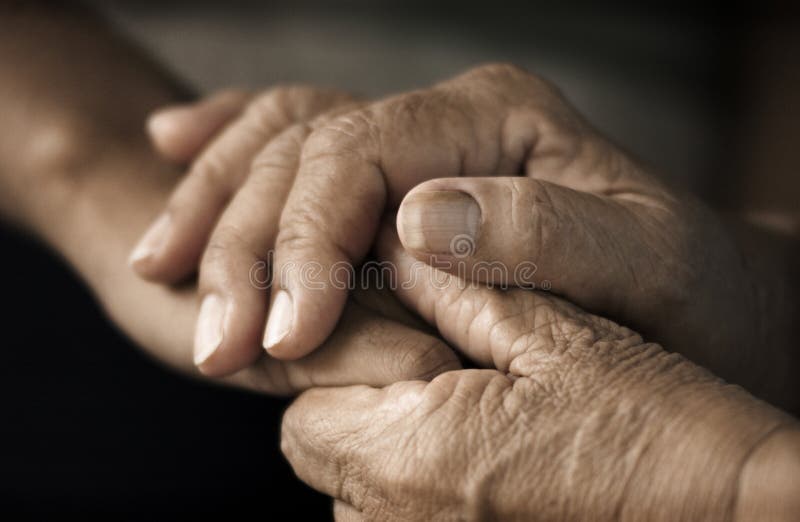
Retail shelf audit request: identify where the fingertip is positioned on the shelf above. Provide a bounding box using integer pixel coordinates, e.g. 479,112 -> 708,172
263,289 -> 294,354
147,106 -> 195,163
146,106 -> 180,139
263,285 -> 350,361
397,188 -> 481,257
128,212 -> 174,278
193,292 -> 266,377
129,213 -> 203,284
147,89 -> 251,164
193,293 -> 227,368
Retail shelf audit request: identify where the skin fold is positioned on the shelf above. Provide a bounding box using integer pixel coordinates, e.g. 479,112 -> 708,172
2,3 -> 798,520
140,65 -> 798,413
144,69 -> 800,520
280,228 -> 799,521
133,86 -> 367,375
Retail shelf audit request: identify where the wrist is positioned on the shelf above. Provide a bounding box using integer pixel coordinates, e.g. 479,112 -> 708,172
619,365 -> 793,521
41,143 -> 179,292
735,426 -> 800,522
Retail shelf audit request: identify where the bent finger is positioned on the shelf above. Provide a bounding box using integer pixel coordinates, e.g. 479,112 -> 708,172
131,86 -> 354,283
376,222 -> 634,370
265,65 -> 559,359
192,124 -> 310,375
195,102 -> 367,375
147,89 -> 251,164
237,301 -> 459,395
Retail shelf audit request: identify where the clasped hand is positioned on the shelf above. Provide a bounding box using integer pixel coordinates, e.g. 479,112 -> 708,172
128,64 -> 794,520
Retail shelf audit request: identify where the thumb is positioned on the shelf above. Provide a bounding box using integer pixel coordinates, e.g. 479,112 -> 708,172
146,89 -> 251,163
281,381 -> 426,505
377,222 -> 637,370
396,176 -> 662,321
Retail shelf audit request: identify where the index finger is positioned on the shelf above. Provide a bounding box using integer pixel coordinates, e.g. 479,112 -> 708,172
265,64 -> 566,360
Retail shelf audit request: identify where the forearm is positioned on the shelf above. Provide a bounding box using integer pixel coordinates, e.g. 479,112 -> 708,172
0,1 -> 196,369
0,1 -> 188,235
600,356 -> 798,521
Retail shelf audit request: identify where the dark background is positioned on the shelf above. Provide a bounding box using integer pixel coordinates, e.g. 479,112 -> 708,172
0,224 -> 324,518
0,1 -> 796,519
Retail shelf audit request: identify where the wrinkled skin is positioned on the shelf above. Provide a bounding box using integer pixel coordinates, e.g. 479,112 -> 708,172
4,8 -> 798,520
133,85 -> 374,376
260,62 -> 775,375
0,16 -> 460,397
137,66 -> 799,520
281,230 -> 793,521
139,64 -> 796,408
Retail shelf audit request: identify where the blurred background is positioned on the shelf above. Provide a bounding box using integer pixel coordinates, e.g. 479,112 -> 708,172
101,1 -> 728,195
1,0 -> 797,518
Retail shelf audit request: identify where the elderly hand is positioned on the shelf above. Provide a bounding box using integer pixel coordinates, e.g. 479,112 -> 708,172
139,64 -> 798,409
133,88 -> 461,392
265,64 -> 795,409
280,228 -> 797,521
130,85 -> 369,375
2,72 -> 459,396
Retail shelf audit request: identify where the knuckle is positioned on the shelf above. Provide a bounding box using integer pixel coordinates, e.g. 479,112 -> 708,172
458,62 -> 557,94
499,293 -> 652,401
247,85 -> 341,127
482,293 -> 535,370
384,90 -> 432,120
378,89 -> 458,136
515,295 -> 589,356
249,85 -> 356,132
513,179 -> 563,259
250,122 -> 310,173
276,121 -> 314,150
311,99 -> 368,127
473,289 -> 594,373
247,87 -> 295,128
274,228 -> 317,255
303,110 -> 379,162
202,223 -> 262,274
418,371 -> 464,413
287,85 -> 355,120
275,204 -> 330,253
470,61 -> 529,80
202,236 -> 230,266
189,152 -> 230,189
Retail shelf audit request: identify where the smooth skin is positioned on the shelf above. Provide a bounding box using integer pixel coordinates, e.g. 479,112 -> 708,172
0,1 -> 460,395
138,64 -> 799,412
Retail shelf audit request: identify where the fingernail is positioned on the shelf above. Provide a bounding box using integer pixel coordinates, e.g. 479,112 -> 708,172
129,213 -> 171,267
399,191 -> 481,255
263,290 -> 293,351
194,294 -> 227,366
